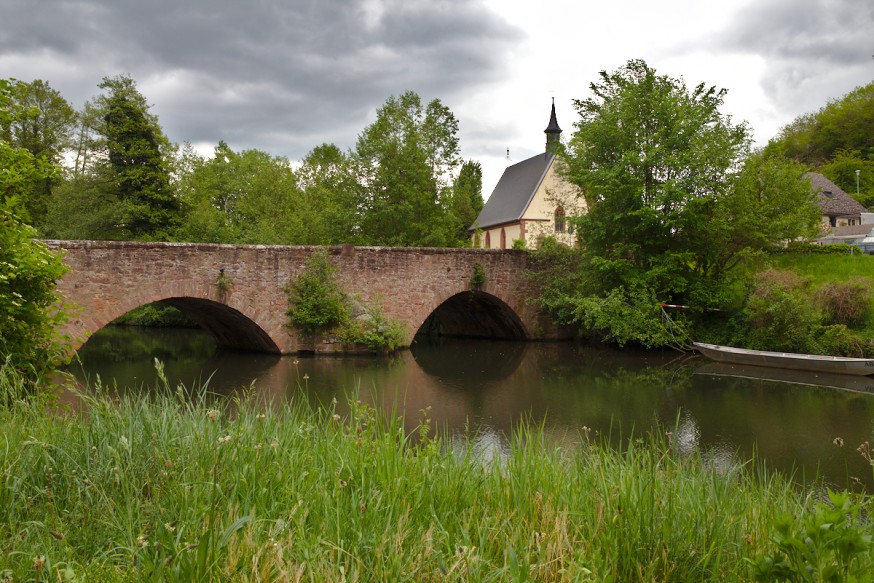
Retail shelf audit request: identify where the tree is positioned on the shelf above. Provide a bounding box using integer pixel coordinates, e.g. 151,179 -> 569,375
353,91 -> 463,246
96,75 -> 180,239
0,79 -> 77,227
564,59 -> 751,300
450,159 -> 484,239
0,80 -> 69,382
296,143 -> 359,244
537,60 -> 819,347
767,82 -> 874,166
174,141 -> 305,244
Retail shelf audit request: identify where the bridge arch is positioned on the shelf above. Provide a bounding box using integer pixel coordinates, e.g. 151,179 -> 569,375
414,291 -> 529,340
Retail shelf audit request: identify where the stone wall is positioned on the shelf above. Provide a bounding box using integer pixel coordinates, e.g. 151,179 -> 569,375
45,241 -> 562,354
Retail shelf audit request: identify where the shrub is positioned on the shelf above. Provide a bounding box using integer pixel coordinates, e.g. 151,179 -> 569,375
286,252 -> 407,352
469,262 -> 487,290
0,209 -> 70,383
740,270 -> 821,353
285,250 -> 349,336
777,242 -> 857,255
340,304 -> 407,353
815,324 -> 866,357
816,279 -> 870,327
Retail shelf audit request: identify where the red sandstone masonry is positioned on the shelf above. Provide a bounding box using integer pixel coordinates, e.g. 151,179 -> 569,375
44,241 -> 561,354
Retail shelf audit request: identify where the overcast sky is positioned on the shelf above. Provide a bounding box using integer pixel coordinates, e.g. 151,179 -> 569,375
2,0 -> 872,197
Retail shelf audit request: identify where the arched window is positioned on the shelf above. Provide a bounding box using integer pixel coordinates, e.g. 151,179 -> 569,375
500,228 -> 506,249
485,231 -> 491,248
554,207 -> 566,233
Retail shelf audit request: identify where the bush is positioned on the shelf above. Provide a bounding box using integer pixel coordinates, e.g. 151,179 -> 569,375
740,270 -> 820,353
816,279 -> 870,327
340,304 -> 407,353
285,250 -> 349,336
777,241 -> 857,255
0,208 -> 70,383
286,251 -> 407,352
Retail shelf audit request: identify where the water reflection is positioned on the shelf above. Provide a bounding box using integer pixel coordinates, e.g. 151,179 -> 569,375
67,326 -> 874,490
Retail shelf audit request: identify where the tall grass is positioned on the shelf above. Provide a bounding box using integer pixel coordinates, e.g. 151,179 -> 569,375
2,365 -> 872,581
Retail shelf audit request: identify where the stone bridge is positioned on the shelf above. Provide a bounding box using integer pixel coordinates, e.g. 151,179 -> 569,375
46,241 -> 564,354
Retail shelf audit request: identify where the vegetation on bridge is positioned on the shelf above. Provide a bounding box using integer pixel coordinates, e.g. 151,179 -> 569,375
285,250 -> 407,353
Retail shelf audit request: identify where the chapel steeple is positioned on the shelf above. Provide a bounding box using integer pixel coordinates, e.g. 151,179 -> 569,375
544,97 -> 562,153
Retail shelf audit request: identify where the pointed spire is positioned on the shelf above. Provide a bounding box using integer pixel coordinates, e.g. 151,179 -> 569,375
544,97 -> 561,152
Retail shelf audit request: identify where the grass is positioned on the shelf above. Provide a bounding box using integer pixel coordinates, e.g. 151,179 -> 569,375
2,362 -> 874,581
768,252 -> 874,286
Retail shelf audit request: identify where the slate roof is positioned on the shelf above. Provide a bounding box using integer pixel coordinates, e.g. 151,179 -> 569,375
472,152 -> 555,230
806,172 -> 868,217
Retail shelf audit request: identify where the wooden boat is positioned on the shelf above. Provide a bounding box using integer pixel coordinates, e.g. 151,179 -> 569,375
693,342 -> 874,377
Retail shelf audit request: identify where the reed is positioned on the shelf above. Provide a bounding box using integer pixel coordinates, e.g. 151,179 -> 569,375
1,367 -> 872,581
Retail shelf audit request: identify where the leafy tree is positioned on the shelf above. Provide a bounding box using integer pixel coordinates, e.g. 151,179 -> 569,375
174,141 -> 305,244
563,59 -> 750,301
450,159 -> 483,239
353,91 -> 463,246
536,60 -> 819,347
43,168 -> 127,240
0,79 -> 76,227
0,80 -> 70,382
96,75 -> 180,239
767,82 -> 874,167
296,143 -> 359,244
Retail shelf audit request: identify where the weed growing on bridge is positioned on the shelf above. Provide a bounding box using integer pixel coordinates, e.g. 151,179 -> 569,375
285,250 -> 406,353
469,262 -> 487,291
4,363 -> 874,581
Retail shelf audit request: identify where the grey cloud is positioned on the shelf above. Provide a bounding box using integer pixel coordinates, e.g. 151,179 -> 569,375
2,0 -> 522,158
716,0 -> 874,112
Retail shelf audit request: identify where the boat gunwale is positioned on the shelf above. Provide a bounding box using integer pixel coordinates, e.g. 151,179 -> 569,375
693,342 -> 874,376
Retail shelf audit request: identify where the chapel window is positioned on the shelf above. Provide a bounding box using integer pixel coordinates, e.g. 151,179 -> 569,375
554,207 -> 566,233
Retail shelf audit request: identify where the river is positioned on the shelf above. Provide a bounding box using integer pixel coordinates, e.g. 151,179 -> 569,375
65,325 -> 874,491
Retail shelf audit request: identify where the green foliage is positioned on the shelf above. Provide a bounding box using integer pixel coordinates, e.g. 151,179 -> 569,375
353,91 -> 465,247
43,170 -> 127,240
749,490 -> 873,582
295,143 -> 360,244
340,304 -> 407,353
285,251 -> 407,351
768,82 -> 874,167
0,207 -> 70,381
96,75 -> 180,240
469,262 -> 487,290
739,270 -> 821,353
450,159 -> 484,239
730,269 -> 870,356
565,58 -> 750,290
532,61 -> 823,348
111,303 -> 195,328
777,242 -> 858,255
571,285 -> 690,348
0,79 -> 76,228
285,250 -> 349,336
820,149 -> 874,208
511,238 -> 526,250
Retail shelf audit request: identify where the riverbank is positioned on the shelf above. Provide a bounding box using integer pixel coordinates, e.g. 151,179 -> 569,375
3,368 -> 873,581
